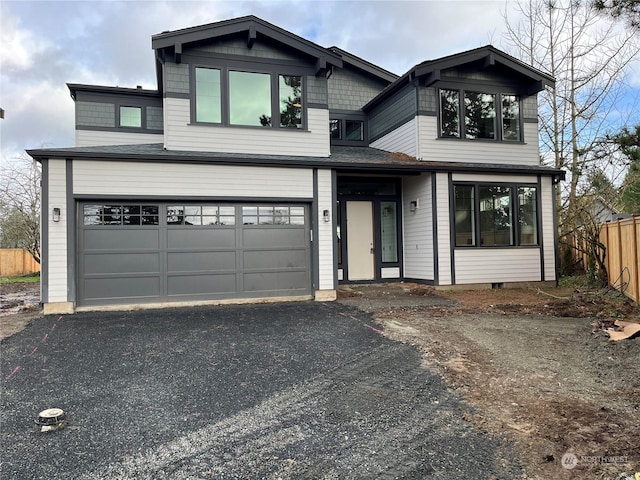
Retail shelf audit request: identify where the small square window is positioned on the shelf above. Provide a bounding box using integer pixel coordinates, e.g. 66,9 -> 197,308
120,106 -> 142,128
345,120 -> 364,141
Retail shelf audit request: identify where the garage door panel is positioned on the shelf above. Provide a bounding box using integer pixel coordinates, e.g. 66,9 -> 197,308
243,228 -> 306,249
243,271 -> 309,293
83,276 -> 161,302
84,253 -> 160,275
78,202 -> 311,306
83,229 -> 159,250
167,229 -> 235,249
244,249 -> 307,270
167,251 -> 236,273
167,274 -> 237,296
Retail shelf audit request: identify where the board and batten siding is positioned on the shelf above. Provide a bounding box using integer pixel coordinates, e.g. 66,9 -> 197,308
434,172 -> 452,285
417,116 -> 540,165
76,130 -> 164,147
73,161 -> 314,198
369,118 -> 417,158
402,173 -> 434,280
454,248 -> 541,284
316,169 -> 335,290
163,98 -> 330,157
47,159 -> 68,302
541,176 -> 557,281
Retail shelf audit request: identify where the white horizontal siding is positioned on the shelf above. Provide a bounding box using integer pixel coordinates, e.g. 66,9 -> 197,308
47,160 -> 68,302
452,173 -> 539,184
163,97 -> 330,157
369,118 -> 417,157
316,169 -> 334,290
417,116 -> 540,166
435,172 -> 452,285
541,176 -> 557,281
73,161 -> 313,198
454,248 -> 541,284
402,173 -> 434,280
76,130 -> 163,147
381,267 -> 400,279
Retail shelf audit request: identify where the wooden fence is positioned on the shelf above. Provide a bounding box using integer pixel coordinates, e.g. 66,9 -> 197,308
0,249 -> 40,277
600,216 -> 640,304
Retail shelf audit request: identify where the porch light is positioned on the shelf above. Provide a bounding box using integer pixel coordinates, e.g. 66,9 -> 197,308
323,209 -> 330,222
52,208 -> 61,222
409,200 -> 418,212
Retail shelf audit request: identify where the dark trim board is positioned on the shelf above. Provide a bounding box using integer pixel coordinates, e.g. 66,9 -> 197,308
40,160 -> 49,304
537,175 -> 545,281
331,170 -> 339,290
312,168 -> 319,292
431,173 -> 439,286
66,160 -> 75,305
448,173 -> 455,285
76,125 -> 164,135
73,194 -> 314,203
401,277 -> 436,286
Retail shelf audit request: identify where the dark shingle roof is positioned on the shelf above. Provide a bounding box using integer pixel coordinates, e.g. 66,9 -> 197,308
26,143 -> 564,178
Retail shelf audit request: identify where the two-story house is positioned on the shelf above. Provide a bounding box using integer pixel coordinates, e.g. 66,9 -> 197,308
27,15 -> 564,314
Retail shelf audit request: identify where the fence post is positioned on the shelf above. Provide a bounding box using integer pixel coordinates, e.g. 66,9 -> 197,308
633,216 -> 640,304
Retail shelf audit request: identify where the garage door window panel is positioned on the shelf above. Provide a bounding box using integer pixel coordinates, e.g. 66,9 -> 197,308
84,204 -> 159,226
168,205 -> 235,226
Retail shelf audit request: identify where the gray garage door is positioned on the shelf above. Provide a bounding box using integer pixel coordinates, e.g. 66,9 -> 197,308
78,202 -> 311,307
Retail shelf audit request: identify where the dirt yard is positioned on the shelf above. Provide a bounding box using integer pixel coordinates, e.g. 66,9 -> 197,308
0,282 -> 41,340
339,283 -> 640,479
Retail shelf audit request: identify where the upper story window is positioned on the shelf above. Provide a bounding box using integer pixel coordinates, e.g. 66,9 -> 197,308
329,118 -> 366,144
279,75 -> 302,128
194,67 -> 303,129
195,68 -> 221,123
440,89 -> 521,142
119,106 -> 142,128
229,71 -> 271,126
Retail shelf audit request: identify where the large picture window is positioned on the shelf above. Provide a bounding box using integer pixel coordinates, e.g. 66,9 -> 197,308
454,184 -> 538,247
193,67 -> 304,129
229,71 -> 272,127
440,88 -> 521,141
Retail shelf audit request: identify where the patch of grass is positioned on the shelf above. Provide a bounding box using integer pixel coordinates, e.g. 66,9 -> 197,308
558,274 -> 599,289
0,273 -> 40,284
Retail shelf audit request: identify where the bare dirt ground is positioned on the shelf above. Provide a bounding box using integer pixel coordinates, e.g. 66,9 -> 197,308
0,282 -> 42,340
339,283 -> 640,479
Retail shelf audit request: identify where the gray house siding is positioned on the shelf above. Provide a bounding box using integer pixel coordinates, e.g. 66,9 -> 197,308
76,102 -> 115,128
307,75 -> 328,106
523,95 -> 537,122
328,66 -> 388,111
368,86 -> 417,142
194,37 -> 301,61
164,63 -> 190,94
417,87 -> 437,114
146,106 -> 164,130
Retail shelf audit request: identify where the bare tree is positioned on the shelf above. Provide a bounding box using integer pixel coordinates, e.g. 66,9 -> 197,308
0,156 -> 41,263
502,0 -> 640,274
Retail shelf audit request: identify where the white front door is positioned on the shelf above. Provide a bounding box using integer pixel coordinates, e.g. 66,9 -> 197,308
346,201 -> 374,280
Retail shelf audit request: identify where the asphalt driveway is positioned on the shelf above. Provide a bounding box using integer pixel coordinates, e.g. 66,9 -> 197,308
1,302 -> 521,479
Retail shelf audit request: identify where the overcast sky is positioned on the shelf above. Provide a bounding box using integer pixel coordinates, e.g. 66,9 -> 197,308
1,0 -> 638,165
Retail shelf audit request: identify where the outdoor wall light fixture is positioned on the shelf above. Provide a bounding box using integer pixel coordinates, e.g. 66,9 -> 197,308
53,208 -> 61,222
323,209 -> 330,222
409,200 -> 418,212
